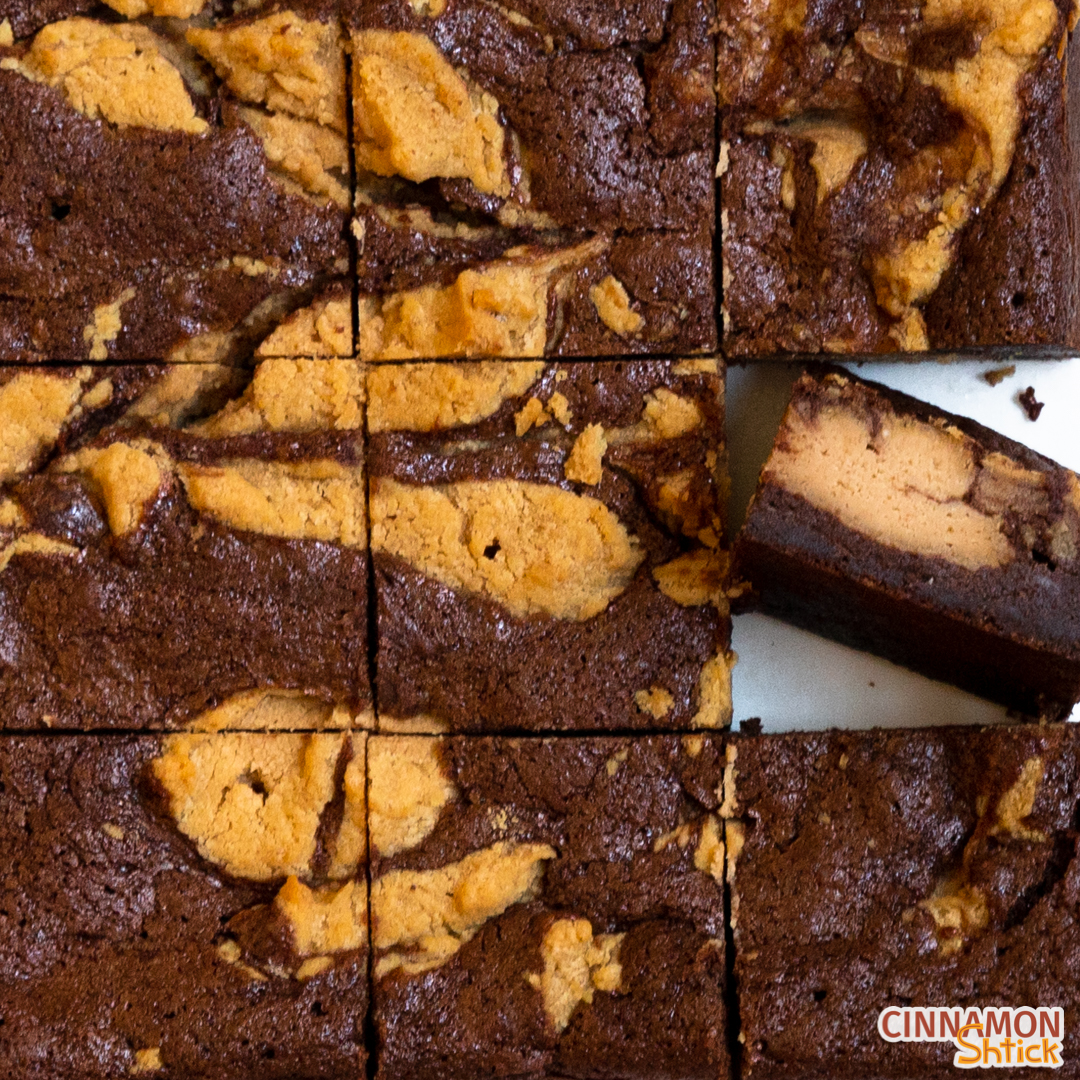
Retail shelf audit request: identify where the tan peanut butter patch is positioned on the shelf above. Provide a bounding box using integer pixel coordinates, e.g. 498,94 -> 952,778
274,876 -> 367,957
119,366 -> 240,430
565,424 -> 607,485
719,744 -> 739,819
151,731 -> 347,881
724,819 -> 745,893
130,1047 -> 163,1074
191,358 -> 363,436
60,440 -> 166,537
9,20 -> 207,133
0,369 -> 94,483
673,358 -> 720,376
359,240 -> 604,361
529,918 -> 624,1031
216,939 -> 269,983
695,814 -> 725,883
240,107 -> 349,207
373,841 -> 556,976
919,878 -> 990,956
515,396 -> 549,436
606,388 -> 704,447
0,534 -> 81,574
371,477 -> 644,620
188,11 -> 346,132
329,753 -> 368,880
189,689 -> 359,733
991,757 -> 1046,842
353,30 -> 508,195
0,18 -> 13,46
81,287 -> 135,360
102,823 -> 125,841
795,117 -> 867,202
766,391 -> 1015,571
652,549 -> 729,608
589,275 -> 643,336
409,0 -> 447,13
369,361 -> 545,433
105,0 -> 205,15
634,687 -> 674,719
368,736 -> 456,858
179,459 -> 366,546
692,651 -> 735,729
378,714 -> 450,734
256,296 -> 352,358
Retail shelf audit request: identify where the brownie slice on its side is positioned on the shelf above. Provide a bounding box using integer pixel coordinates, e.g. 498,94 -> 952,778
368,734 -> 730,1080
728,725 -> 1080,1079
0,0 -> 352,361
734,368 -> 1080,719
718,0 -> 1080,356
350,0 -> 717,359
368,358 -> 733,733
0,726 -> 369,1079
0,358 -> 372,731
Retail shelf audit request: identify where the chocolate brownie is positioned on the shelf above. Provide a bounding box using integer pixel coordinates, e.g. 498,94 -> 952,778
351,0 -> 717,359
718,0 -> 1080,355
727,724 -> 1080,1078
368,733 -> 729,1080
734,368 -> 1080,719
0,358 -> 371,730
0,725 -> 368,1078
368,358 -> 733,733
0,0 -> 352,361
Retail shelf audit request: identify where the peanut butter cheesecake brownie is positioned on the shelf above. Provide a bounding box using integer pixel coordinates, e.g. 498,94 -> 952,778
718,0 -> 1080,355
0,358 -> 371,730
735,369 -> 1080,719
727,724 -> 1080,1077
0,0 -> 352,361
351,0 -> 717,359
368,733 -> 730,1080
0,724 -> 368,1077
368,358 -> 733,733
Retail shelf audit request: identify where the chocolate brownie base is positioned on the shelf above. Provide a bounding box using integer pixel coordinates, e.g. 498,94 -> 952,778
368,359 -> 733,733
0,0 -> 352,361
718,0 -> 1080,355
369,734 -> 729,1080
0,730 -> 368,1079
351,0 -> 716,358
734,369 -> 1080,718
727,725 -> 1080,1078
0,359 -> 371,730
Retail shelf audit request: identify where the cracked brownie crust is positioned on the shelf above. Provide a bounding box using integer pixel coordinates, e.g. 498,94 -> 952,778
728,725 -> 1080,1078
369,359 -> 733,734
0,359 -> 371,731
369,733 -> 730,1080
735,368 -> 1080,718
351,0 -> 717,358
0,729 -> 368,1078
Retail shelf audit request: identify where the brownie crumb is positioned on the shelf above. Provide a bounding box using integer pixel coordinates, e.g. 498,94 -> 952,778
1019,385 -> 1045,421
740,717 -> 763,736
982,365 -> 1015,386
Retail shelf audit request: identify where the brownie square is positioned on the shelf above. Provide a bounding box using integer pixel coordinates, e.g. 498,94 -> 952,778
368,733 -> 730,1080
0,725 -> 368,1078
0,358 -> 371,730
350,0 -> 717,359
728,724 -> 1080,1078
718,0 -> 1080,356
0,0 -> 352,361
368,358 -> 733,733
734,368 -> 1080,719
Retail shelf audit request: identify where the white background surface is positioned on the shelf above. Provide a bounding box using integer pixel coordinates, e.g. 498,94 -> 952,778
726,358 -> 1080,732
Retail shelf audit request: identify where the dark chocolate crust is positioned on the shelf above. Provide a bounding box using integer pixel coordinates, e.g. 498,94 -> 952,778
719,0 -> 1080,356
352,0 -> 717,356
370,360 -> 730,733
734,368 -> 1080,718
0,736 -> 367,1079
731,724 -> 1080,1079
372,735 -> 729,1080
